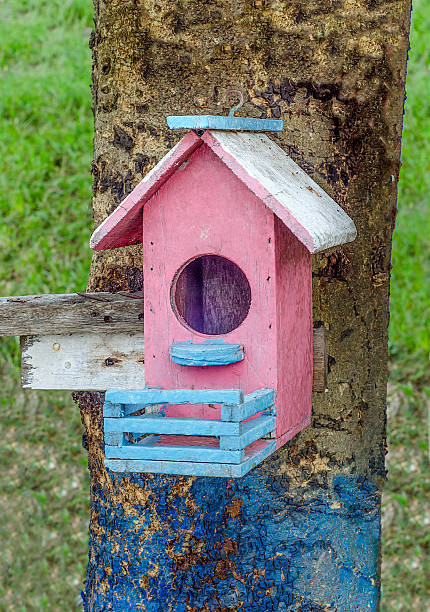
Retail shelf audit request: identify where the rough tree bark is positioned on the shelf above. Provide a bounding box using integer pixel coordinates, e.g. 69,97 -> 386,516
75,1 -> 411,609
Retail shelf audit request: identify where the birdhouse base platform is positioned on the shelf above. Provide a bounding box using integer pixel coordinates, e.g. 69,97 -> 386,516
103,388 -> 276,478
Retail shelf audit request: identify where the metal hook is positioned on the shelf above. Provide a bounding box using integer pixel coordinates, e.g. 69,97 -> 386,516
222,89 -> 244,117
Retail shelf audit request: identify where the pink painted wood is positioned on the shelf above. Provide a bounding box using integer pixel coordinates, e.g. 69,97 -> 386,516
143,143 -> 314,440
89,129 -> 326,443
143,143 -> 277,420
274,218 -> 313,444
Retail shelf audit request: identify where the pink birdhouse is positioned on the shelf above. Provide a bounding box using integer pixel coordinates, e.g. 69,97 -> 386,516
91,121 -> 356,478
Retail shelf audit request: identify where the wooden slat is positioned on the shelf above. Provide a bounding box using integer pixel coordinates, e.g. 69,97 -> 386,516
167,115 -> 283,132
0,292 -> 143,336
221,389 -> 275,422
105,388 -> 244,406
104,416 -> 240,437
104,440 -> 276,478
169,340 -> 244,366
20,328 -> 328,391
313,327 -> 328,392
105,443 -> 244,464
220,416 -> 276,450
21,332 -> 145,390
105,432 -> 123,446
103,403 -> 162,417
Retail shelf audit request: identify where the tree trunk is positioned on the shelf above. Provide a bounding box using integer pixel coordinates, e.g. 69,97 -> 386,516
76,1 -> 411,609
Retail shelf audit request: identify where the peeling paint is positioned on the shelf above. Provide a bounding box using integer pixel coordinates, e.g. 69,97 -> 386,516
82,473 -> 380,611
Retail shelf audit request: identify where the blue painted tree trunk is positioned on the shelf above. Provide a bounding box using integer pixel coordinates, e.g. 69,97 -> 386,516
81,461 -> 380,611
84,0 -> 410,608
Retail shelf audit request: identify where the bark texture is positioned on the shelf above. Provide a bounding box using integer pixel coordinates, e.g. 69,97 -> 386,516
78,0 -> 411,609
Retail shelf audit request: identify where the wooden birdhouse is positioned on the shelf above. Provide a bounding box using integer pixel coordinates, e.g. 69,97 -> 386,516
89,113 -> 357,477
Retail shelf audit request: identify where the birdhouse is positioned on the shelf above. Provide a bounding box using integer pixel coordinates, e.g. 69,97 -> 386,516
90,113 -> 356,477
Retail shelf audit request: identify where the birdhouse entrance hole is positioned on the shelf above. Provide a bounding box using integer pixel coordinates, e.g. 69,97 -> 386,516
172,255 -> 251,335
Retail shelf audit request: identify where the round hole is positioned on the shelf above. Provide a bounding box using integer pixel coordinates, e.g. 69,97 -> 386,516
172,255 -> 251,335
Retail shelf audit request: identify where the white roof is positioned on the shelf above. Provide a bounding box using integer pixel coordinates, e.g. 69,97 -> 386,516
90,129 -> 356,254
203,130 -> 356,253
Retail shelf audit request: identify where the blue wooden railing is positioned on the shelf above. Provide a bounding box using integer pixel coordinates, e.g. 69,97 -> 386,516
103,388 -> 276,478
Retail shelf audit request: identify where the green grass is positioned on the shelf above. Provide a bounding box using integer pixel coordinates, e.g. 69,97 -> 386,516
0,0 -> 428,610
0,0 -> 93,299
389,0 -> 430,378
0,1 -> 92,609
0,383 -> 89,610
381,382 -> 430,610
381,2 -> 429,609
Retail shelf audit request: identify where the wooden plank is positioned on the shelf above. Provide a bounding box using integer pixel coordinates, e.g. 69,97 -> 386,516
220,416 -> 276,450
105,443 -> 244,464
167,115 -> 283,132
104,416 -> 240,437
221,389 -> 275,422
19,327 -> 327,392
275,218 -> 313,437
313,327 -> 328,392
89,128 -> 356,255
21,332 -> 145,390
105,388 -> 243,406
0,292 -> 143,337
104,440 -> 276,478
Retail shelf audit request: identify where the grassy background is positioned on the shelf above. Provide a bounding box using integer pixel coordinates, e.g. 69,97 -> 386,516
0,1 -> 93,609
0,0 -> 428,609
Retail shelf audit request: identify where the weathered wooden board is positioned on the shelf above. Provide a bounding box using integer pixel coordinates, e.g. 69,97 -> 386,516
0,292 -> 143,336
21,332 -> 145,390
20,328 -> 327,391
313,327 -> 328,392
